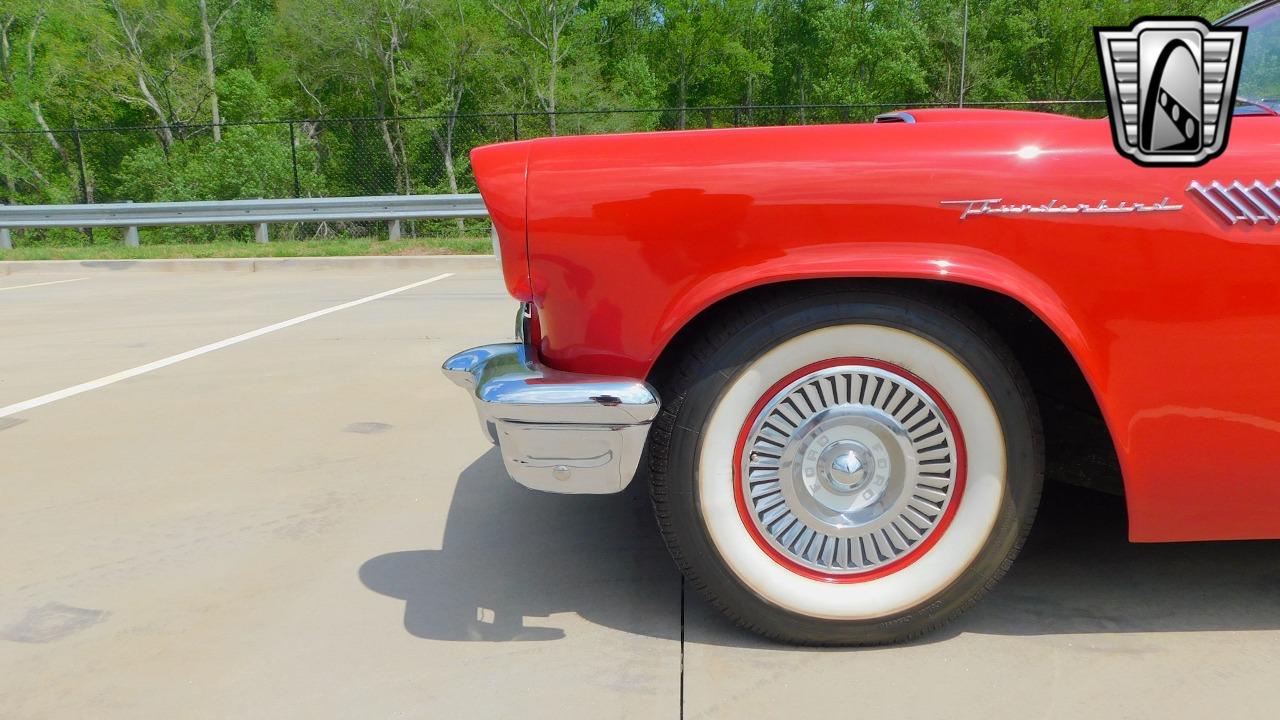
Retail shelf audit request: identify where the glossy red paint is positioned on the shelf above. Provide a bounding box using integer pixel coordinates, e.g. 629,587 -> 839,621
472,111 -> 1280,543
470,142 -> 532,301
732,358 -> 967,583
888,108 -> 1085,123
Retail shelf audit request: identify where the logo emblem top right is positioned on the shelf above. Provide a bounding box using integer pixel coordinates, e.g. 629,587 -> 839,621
1096,17 -> 1247,167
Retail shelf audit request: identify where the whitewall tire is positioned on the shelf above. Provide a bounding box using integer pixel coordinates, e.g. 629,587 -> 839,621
647,286 -> 1042,645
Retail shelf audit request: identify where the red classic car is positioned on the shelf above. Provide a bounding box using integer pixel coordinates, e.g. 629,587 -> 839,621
445,1 -> 1280,645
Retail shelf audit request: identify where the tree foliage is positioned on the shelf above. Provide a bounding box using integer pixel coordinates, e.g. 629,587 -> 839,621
0,0 -> 1249,215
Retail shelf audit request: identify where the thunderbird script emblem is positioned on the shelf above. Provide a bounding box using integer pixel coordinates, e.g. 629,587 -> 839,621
1095,17 -> 1246,167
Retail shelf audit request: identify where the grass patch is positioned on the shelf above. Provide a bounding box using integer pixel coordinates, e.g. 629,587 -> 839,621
0,235 -> 490,261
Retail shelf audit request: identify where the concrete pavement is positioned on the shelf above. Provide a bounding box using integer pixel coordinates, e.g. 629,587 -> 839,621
2,267 -> 1278,719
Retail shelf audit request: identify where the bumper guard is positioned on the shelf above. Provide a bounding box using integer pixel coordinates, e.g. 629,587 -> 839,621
442,343 -> 660,494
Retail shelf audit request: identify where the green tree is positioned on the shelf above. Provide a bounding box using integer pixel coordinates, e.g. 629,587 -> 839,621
0,0 -> 1266,219
487,0 -> 616,133
0,0 -> 119,202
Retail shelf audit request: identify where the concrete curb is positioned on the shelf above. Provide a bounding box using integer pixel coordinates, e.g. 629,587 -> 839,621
0,255 -> 497,275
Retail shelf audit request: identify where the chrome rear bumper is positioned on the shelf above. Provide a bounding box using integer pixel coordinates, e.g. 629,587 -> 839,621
442,342 -> 660,494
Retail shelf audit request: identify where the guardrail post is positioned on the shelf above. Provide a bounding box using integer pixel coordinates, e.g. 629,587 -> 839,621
254,222 -> 269,243
387,219 -> 401,242
123,200 -> 139,247
1,228 -> 11,250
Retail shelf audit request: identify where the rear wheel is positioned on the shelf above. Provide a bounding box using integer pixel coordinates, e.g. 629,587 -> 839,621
648,288 -> 1042,645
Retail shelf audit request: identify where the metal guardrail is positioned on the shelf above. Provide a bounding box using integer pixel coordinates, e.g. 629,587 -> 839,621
0,194 -> 490,248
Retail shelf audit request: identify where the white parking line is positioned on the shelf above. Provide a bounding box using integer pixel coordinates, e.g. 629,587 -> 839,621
0,272 -> 454,420
0,277 -> 89,292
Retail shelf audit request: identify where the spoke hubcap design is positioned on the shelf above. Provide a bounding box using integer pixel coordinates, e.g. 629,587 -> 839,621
738,362 -> 962,577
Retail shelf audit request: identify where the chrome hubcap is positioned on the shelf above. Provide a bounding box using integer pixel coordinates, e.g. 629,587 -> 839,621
740,364 -> 961,575
824,442 -> 873,492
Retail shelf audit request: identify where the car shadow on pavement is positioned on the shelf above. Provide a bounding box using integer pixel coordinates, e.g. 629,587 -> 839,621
359,448 -> 680,642
942,480 -> 1280,641
361,450 -> 1280,646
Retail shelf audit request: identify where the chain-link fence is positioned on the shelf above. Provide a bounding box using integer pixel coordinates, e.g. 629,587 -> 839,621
0,100 -> 1103,244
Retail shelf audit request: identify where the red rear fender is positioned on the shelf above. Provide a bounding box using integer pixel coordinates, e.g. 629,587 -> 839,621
471,141 -> 532,301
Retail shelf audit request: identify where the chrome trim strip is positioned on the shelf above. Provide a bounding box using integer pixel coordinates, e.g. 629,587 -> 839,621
1189,181 -> 1242,222
1218,0 -> 1280,26
514,302 -> 531,344
1233,180 -> 1280,222
1219,180 -> 1260,222
442,342 -> 660,494
1188,180 -> 1280,224
874,111 -> 916,124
